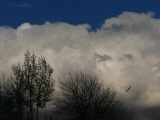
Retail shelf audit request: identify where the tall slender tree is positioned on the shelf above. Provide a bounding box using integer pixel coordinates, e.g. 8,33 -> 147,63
10,50 -> 54,120
11,63 -> 28,120
35,57 -> 54,120
23,51 -> 37,120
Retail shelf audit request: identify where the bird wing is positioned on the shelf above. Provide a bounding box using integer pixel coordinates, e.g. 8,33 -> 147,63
126,86 -> 131,92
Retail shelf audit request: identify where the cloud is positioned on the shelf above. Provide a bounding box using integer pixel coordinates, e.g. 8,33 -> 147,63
123,53 -> 133,60
1,12 -> 160,108
9,3 -> 31,8
94,52 -> 112,62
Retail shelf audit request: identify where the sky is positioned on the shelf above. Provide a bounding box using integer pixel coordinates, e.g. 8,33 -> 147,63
1,0 -> 160,119
0,0 -> 160,29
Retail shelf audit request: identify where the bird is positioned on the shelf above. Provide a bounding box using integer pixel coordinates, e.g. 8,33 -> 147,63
126,86 -> 131,92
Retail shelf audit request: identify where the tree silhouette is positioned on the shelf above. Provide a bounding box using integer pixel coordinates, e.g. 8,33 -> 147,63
34,57 -> 54,120
53,71 -> 127,120
11,63 -> 28,120
10,50 -> 54,120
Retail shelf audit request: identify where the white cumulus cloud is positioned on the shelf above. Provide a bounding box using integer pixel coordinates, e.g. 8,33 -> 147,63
0,12 -> 160,107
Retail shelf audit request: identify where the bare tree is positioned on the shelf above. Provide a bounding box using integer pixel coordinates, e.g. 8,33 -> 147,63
53,71 -> 127,120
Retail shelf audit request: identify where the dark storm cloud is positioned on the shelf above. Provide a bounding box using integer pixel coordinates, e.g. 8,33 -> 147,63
94,52 -> 112,63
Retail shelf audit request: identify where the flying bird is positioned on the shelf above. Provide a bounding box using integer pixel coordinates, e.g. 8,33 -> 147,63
126,86 -> 131,92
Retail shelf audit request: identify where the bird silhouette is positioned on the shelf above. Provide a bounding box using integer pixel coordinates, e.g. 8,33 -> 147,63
126,86 -> 131,92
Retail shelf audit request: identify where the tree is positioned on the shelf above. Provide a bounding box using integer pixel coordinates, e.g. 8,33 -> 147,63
11,50 -> 54,120
0,74 -> 16,120
11,63 -> 28,120
23,50 -> 37,120
0,79 -> 2,118
53,71 -> 127,120
35,57 -> 54,120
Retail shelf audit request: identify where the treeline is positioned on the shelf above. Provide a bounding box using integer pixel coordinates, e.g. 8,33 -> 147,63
0,51 -> 131,120
0,50 -> 54,120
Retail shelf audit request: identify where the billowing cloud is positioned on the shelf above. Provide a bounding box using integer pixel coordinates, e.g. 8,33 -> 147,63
1,12 -> 160,108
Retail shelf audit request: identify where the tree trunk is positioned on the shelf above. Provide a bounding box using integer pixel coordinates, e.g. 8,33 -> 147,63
36,105 -> 39,120
30,101 -> 33,120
